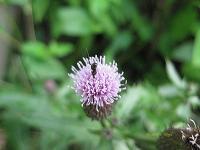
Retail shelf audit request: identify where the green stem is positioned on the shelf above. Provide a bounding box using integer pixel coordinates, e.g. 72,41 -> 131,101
100,120 -> 106,128
123,131 -> 158,144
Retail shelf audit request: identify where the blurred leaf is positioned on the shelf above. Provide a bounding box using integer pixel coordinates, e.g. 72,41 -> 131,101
188,96 -> 200,108
166,60 -> 186,89
129,4 -> 153,41
49,41 -> 73,57
113,139 -> 129,150
5,0 -> 28,6
116,85 -> 146,121
192,28 -> 200,67
170,6 -> 197,42
121,0 -> 153,41
1,1 -> 199,149
158,84 -> 182,98
0,88 -> 99,149
21,41 -> 49,60
22,56 -> 66,80
88,0 -> 109,18
97,14 -> 117,36
105,31 -> 133,60
98,139 -> 113,150
32,0 -> 49,22
88,0 -> 117,36
0,90 -> 32,108
183,63 -> 200,81
158,33 -> 172,54
176,104 -> 191,119
159,5 -> 197,54
172,42 -> 193,62
109,31 -> 133,51
4,121 -> 30,150
52,7 -> 97,37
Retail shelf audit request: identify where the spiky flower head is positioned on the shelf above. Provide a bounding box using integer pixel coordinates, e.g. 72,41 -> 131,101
181,119 -> 200,149
69,55 -> 126,120
157,119 -> 200,150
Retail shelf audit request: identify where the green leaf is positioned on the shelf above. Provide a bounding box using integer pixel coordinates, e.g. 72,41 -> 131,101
166,60 -> 186,89
127,3 -> 153,41
52,7 -> 97,37
172,42 -> 193,62
113,140 -> 129,150
170,6 -> 197,42
21,41 -> 49,60
0,90 -> 32,108
158,84 -> 182,98
5,0 -> 28,6
88,0 -> 109,18
105,31 -> 133,60
188,96 -> 200,108
96,14 -> 117,36
88,0 -> 117,36
176,104 -> 191,119
32,0 -> 49,22
98,139 -> 113,150
109,31 -> 133,51
49,41 -> 73,57
116,85 -> 145,120
192,28 -> 200,67
183,63 -> 200,81
22,56 -> 66,80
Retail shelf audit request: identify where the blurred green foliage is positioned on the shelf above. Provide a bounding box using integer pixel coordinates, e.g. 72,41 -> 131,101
0,0 -> 200,149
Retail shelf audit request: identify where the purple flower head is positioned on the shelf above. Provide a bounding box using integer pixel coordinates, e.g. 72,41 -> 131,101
69,55 -> 126,119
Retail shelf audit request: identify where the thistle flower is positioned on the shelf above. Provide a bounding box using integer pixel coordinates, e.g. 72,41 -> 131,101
157,119 -> 200,150
181,119 -> 200,149
69,55 -> 126,120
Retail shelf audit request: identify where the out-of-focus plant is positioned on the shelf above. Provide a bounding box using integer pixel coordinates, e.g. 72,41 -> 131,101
0,0 -> 200,149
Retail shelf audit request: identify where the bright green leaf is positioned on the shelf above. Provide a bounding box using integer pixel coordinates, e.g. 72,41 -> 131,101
52,7 -> 97,37
116,85 -> 146,120
172,42 -> 193,62
170,6 -> 197,42
192,28 -> 200,67
166,60 -> 186,89
49,41 -> 73,57
5,0 -> 28,6
32,0 -> 49,22
22,56 -> 65,80
21,41 -> 49,60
